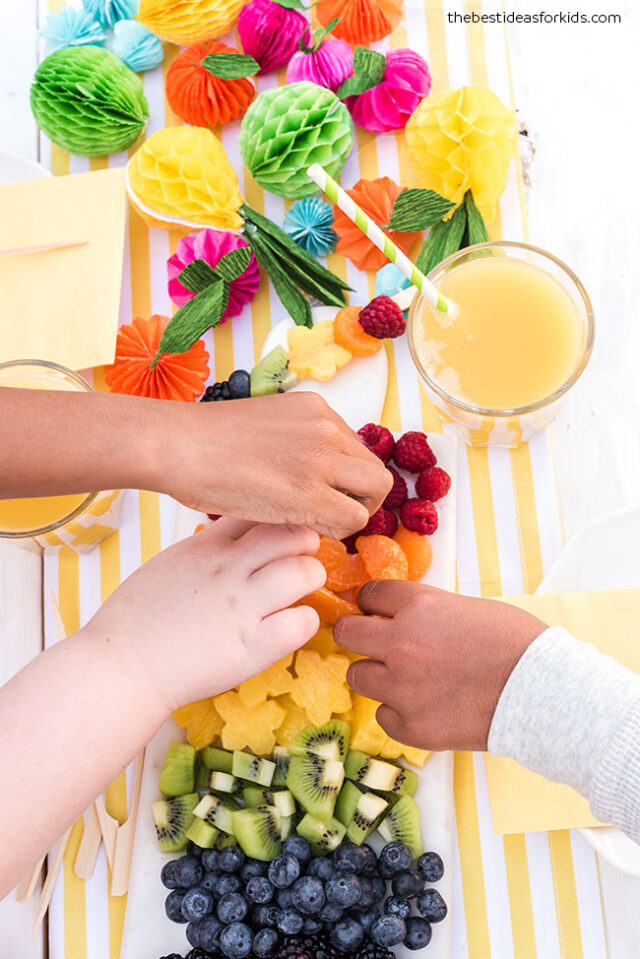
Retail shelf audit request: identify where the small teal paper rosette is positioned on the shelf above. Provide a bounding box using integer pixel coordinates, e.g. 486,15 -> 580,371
282,197 -> 337,258
108,20 -> 163,72
82,0 -> 139,28
40,8 -> 105,55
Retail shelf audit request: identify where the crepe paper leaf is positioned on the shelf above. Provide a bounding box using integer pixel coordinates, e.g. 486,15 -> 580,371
263,238 -> 346,308
299,17 -> 340,51
273,0 -> 307,9
245,225 -> 313,328
338,46 -> 386,99
152,280 -> 229,364
202,53 -> 260,78
416,203 -> 467,276
178,259 -> 221,293
385,188 -> 455,232
168,230 -> 260,316
343,48 -> 431,134
166,42 -> 256,129
463,190 -> 490,246
213,246 -> 252,283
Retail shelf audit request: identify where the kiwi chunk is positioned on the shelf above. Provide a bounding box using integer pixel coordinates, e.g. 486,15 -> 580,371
346,792 -> 389,845
377,795 -> 423,860
287,754 -> 344,819
193,794 -> 239,834
152,793 -> 199,853
231,806 -> 282,861
250,346 -> 298,397
335,780 -> 363,826
186,817 -> 221,850
159,740 -> 196,797
289,721 -> 351,763
210,771 -> 240,794
280,815 -> 294,840
243,786 -> 296,819
345,751 -> 416,795
232,751 -> 276,787
272,746 -> 290,787
200,746 -> 233,772
296,813 -> 347,856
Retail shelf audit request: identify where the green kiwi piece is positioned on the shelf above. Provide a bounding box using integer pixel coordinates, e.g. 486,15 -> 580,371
250,346 -> 298,397
200,746 -> 233,772
344,751 -> 416,795
232,751 -> 276,787
243,786 -> 296,818
287,754 -> 344,819
159,740 -> 196,797
346,792 -> 389,845
335,780 -> 363,826
193,794 -> 240,833
289,721 -> 351,763
186,817 -> 221,849
296,813 -> 347,856
152,793 -> 199,853
210,771 -> 240,793
280,815 -> 294,840
377,795 -> 423,861
231,806 -> 282,861
195,759 -> 212,794
272,746 -> 290,787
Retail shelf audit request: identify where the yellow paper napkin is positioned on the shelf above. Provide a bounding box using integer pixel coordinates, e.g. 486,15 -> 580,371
484,587 -> 640,834
0,168 -> 126,370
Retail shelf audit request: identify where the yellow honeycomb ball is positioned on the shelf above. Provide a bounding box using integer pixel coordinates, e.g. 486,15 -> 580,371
126,126 -> 244,231
405,86 -> 517,224
138,0 -> 248,44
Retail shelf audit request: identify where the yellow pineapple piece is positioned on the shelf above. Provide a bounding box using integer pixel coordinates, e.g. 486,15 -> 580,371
274,695 -> 311,746
213,691 -> 285,755
291,650 -> 351,725
287,320 -> 352,382
349,694 -> 387,755
173,697 -> 223,750
237,654 -> 294,708
379,737 -> 404,760
304,626 -> 339,657
400,746 -> 432,768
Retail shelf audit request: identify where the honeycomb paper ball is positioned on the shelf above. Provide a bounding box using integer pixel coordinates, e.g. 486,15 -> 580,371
126,126 -> 244,230
406,85 -> 517,223
30,46 -> 149,157
315,0 -> 403,45
138,0 -> 248,44
165,41 -> 256,128
237,0 -> 307,74
239,81 -> 353,199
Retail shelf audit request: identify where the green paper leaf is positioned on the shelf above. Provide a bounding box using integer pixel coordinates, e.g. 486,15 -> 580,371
385,188 -> 455,232
202,53 -> 260,79
416,204 -> 467,276
214,247 -> 252,283
273,0 -> 307,9
337,46 -> 386,99
178,259 -> 220,293
299,17 -> 340,52
246,229 -> 313,327
463,190 -> 489,246
152,280 -> 229,365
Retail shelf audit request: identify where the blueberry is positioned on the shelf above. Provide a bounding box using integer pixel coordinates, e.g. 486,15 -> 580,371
202,849 -> 220,873
268,853 -> 300,888
356,877 -> 377,909
352,908 -> 377,935
326,872 -> 361,908
186,921 -> 201,948
417,851 -> 445,884
417,888 -> 448,923
333,842 -> 367,873
199,872 -> 218,893
219,921 -> 253,958
217,892 -> 248,924
303,917 -> 324,935
215,874 -> 242,897
181,886 -> 214,923
246,876 -> 275,904
228,370 -> 251,399
404,915 -> 433,950
319,900 -> 343,923
360,845 -> 378,875
307,857 -> 335,881
282,835 -> 312,866
252,904 -> 279,929
290,875 -> 326,915
197,915 -> 223,951
186,840 -> 204,858
371,876 -> 387,903
161,860 -> 180,889
253,926 -> 280,957
391,870 -> 423,899
330,918 -> 365,952
165,889 -> 188,923
241,859 -> 268,882
173,855 -> 204,888
379,841 -> 413,876
385,895 -> 411,920
275,907 -> 304,936
372,914 -> 407,947
218,846 -> 246,873
276,887 -> 293,909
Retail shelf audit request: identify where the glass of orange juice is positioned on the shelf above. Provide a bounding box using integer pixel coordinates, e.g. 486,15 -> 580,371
408,241 -> 594,447
0,360 -> 98,539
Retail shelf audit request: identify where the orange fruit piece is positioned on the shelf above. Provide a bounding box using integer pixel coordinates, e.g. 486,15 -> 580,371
334,307 -> 382,357
356,534 -> 409,580
316,536 -> 368,591
394,525 -> 432,581
213,691 -> 285,755
173,697 -> 223,750
302,587 -> 361,624
291,650 -> 352,725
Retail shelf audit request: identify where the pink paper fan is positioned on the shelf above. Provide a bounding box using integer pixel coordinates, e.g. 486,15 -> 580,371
167,230 -> 260,319
345,49 -> 431,133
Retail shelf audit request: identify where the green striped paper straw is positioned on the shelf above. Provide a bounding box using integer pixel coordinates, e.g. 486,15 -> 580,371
307,163 -> 452,314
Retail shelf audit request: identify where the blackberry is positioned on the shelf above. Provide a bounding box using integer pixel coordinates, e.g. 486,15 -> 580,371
355,940 -> 395,959
200,369 -> 251,403
186,951 -> 213,959
201,382 -> 232,402
275,932 -> 341,959
159,954 -> 183,958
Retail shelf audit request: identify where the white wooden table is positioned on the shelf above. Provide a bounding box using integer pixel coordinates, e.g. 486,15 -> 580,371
1,0 -> 640,955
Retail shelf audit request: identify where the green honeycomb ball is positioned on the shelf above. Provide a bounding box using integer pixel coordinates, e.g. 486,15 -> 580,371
30,46 -> 149,157
239,81 -> 353,199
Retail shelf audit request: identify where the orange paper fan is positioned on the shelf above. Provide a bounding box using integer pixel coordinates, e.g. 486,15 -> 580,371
316,0 -> 402,46
333,177 -> 422,272
166,40 -> 256,129
104,315 -> 210,402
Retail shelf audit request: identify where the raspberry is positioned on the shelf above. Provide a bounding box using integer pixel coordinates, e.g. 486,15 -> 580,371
357,423 -> 395,463
358,296 -> 406,339
207,513 -> 221,521
342,534 -> 358,554
393,432 -> 436,472
382,467 -> 408,510
416,466 -> 451,502
360,507 -> 398,538
400,498 -> 438,535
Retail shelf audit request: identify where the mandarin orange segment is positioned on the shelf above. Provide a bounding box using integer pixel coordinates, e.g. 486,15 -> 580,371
315,536 -> 346,574
213,691 -> 285,755
173,697 -> 223,750
327,554 -> 368,591
334,307 -> 382,357
291,650 -> 352,725
274,695 -> 312,746
302,587 -> 361,624
394,524 -> 432,581
356,534 -> 409,580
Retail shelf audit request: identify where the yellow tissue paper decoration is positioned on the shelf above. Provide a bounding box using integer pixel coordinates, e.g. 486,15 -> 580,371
126,126 -> 244,231
405,86 -> 517,224
138,0 -> 248,45
287,320 -> 352,382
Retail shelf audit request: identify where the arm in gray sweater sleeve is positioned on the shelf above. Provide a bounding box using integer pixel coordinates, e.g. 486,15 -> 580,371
487,626 -> 640,842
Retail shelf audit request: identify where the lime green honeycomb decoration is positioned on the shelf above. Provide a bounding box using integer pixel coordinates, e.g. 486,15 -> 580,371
239,81 -> 353,199
30,46 -> 149,157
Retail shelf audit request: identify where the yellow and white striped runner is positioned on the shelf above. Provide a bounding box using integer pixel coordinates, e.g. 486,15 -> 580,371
38,0 -> 607,955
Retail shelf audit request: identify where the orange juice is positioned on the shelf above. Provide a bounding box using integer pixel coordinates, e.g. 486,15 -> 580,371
412,255 -> 587,411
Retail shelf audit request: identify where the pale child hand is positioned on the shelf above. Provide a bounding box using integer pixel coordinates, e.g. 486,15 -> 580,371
334,581 -> 547,751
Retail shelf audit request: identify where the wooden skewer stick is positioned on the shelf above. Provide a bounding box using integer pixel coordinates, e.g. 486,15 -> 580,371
16,856 -> 45,903
31,827 -> 72,937
110,751 -> 145,896
74,802 -> 102,880
94,795 -> 118,871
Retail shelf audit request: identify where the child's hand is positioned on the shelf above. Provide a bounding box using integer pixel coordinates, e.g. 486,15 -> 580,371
334,581 -> 547,751
85,519 -> 325,712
